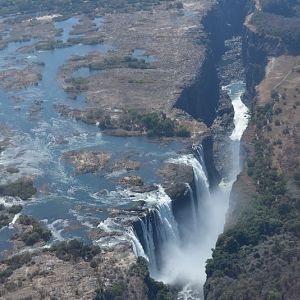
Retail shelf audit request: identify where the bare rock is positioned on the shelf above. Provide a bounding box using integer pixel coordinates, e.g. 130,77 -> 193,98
109,159 -> 140,172
63,150 -> 111,174
159,162 -> 194,199
119,175 -> 143,187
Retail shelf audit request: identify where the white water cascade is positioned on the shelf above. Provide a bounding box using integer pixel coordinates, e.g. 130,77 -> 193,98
185,183 -> 198,231
131,81 -> 249,299
131,147 -> 212,290
157,147 -> 214,289
134,191 -> 180,277
128,228 -> 147,259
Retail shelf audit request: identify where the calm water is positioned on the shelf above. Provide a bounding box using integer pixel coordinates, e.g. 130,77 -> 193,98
0,16 -> 183,249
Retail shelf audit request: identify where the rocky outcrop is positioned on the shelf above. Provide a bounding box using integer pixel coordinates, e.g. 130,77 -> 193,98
159,163 -> 194,201
0,245 -> 149,300
0,179 -> 36,200
175,55 -> 219,126
119,175 -> 143,187
63,150 -> 111,174
201,135 -> 221,189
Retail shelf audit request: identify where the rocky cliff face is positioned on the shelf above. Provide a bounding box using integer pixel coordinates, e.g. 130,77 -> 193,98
204,1 -> 300,299
175,0 -> 251,127
242,21 -> 284,104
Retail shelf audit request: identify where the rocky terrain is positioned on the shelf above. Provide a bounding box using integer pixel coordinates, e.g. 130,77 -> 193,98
0,243 -> 155,299
3,0 -> 298,299
205,1 -> 300,299
0,1 -> 223,298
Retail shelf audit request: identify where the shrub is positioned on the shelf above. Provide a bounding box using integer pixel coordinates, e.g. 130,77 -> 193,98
274,107 -> 282,115
0,214 -> 9,228
266,290 -> 282,300
175,2 -> 183,9
294,171 -> 300,184
282,128 -> 289,135
277,203 -> 291,215
271,90 -> 279,100
1,253 -> 32,283
0,268 -> 13,283
90,259 -> 97,268
18,215 -> 35,225
176,126 -> 191,137
24,232 -> 41,245
51,239 -> 100,261
8,205 -> 22,214
120,111 -> 190,138
94,284 -> 126,300
284,219 -> 300,237
6,253 -> 31,270
19,215 -> 52,245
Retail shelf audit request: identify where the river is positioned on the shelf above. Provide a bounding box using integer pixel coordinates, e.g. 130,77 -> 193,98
0,15 -> 250,300
0,16 -> 183,251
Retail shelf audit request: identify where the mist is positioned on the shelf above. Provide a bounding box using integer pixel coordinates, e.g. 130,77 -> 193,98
154,171 -> 233,295
148,81 -> 249,298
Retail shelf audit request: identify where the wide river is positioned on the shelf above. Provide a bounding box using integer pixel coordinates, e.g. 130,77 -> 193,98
0,16 -> 183,251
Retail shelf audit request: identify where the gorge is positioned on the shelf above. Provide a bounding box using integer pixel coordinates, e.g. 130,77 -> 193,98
0,0 -> 299,299
132,80 -> 249,298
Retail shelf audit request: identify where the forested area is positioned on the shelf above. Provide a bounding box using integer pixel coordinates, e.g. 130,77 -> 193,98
0,0 -> 174,15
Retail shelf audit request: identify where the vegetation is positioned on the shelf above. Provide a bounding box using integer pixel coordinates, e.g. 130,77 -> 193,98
0,205 -> 23,229
250,11 -> 300,53
0,180 -> 36,200
260,0 -> 300,17
0,214 -> 10,228
89,56 -> 151,71
27,37 -> 103,52
94,283 -> 127,300
65,77 -> 88,92
0,253 -> 31,283
109,110 -> 191,138
67,35 -> 104,45
206,100 -> 300,282
8,205 -> 22,215
19,215 -> 52,246
34,40 -> 68,51
51,239 -> 100,262
0,0 -> 174,16
134,257 -> 173,300
94,257 -> 173,299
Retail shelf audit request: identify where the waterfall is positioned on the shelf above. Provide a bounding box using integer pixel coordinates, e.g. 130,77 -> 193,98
190,149 -> 210,221
129,82 -> 249,299
127,228 -> 147,259
133,188 -> 180,276
185,183 -> 197,231
168,146 -> 210,224
131,148 -> 211,287
193,145 -> 209,181
138,214 -> 158,274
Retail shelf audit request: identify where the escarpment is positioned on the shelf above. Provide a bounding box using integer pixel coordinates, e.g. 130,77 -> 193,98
205,1 -> 300,299
2,0 -> 299,299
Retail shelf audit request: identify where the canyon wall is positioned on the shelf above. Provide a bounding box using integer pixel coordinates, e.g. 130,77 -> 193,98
205,1 -> 300,299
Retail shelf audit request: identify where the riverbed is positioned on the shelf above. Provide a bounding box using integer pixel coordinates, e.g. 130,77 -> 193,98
0,16 -> 184,252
